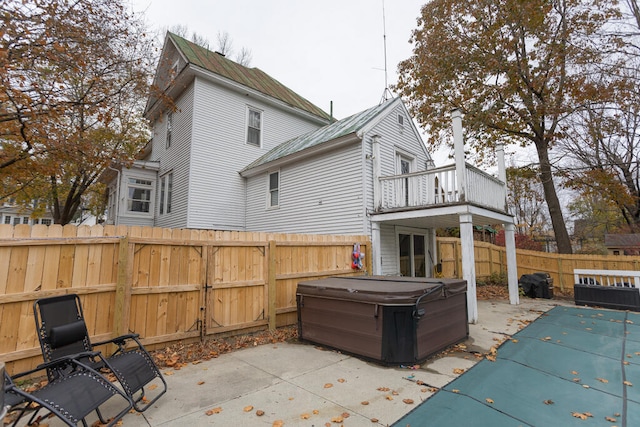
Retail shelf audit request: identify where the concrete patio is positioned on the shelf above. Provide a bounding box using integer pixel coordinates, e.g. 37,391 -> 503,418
112,298 -> 567,426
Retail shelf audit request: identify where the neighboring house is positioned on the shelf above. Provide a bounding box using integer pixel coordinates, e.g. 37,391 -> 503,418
104,32 -> 519,322
605,234 -> 640,255
0,199 -> 54,226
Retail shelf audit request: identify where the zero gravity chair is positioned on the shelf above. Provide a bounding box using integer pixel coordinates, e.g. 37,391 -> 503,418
33,294 -> 167,412
3,356 -> 132,426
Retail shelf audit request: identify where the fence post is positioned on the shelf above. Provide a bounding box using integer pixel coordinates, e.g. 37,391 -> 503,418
557,257 -> 564,292
268,240 -> 277,331
114,236 -> 133,337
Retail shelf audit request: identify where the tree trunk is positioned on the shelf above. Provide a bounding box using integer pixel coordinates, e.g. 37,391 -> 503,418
535,140 -> 573,253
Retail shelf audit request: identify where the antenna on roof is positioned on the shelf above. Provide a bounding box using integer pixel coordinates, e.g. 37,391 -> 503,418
380,0 -> 393,104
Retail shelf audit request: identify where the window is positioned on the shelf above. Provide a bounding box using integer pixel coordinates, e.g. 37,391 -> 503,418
23,217 -> 29,224
12,217 -> 20,225
41,218 -> 52,226
247,107 -> 262,146
33,219 -> 39,225
166,112 -> 173,149
127,178 -> 153,213
3,216 -> 10,224
268,171 -> 279,207
159,172 -> 173,215
397,153 -> 413,206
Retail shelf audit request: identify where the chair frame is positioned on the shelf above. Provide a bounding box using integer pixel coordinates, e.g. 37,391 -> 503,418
33,294 -> 167,412
4,353 -> 132,427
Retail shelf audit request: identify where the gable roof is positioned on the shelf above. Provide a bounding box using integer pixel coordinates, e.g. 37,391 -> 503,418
241,98 -> 401,176
605,233 -> 640,248
167,33 -> 332,121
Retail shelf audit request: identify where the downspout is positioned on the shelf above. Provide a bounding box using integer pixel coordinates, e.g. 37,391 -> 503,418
107,165 -> 121,226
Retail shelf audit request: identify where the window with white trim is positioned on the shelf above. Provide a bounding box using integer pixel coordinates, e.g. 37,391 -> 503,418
247,107 -> 262,146
41,218 -> 52,225
166,112 -> 173,149
159,172 -> 173,215
3,216 -> 10,224
127,178 -> 153,213
268,171 -> 279,208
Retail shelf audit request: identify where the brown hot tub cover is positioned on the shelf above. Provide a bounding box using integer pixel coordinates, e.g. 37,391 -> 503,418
297,276 -> 468,365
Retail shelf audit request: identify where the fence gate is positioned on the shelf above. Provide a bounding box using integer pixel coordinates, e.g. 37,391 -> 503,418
203,243 -> 268,336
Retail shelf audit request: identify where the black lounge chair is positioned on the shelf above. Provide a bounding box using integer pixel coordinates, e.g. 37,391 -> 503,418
33,294 -> 167,412
3,354 -> 132,426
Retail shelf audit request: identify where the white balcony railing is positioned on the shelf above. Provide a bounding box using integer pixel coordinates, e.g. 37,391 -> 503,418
377,163 -> 507,212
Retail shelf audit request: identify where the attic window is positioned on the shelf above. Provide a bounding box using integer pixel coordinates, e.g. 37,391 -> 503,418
398,114 -> 404,133
170,60 -> 179,77
166,112 -> 173,149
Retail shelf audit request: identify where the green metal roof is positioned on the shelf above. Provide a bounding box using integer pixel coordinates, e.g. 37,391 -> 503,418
168,33 -> 331,121
242,98 -> 398,173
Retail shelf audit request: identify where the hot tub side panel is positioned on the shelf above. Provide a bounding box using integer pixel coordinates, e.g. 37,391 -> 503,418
415,293 -> 468,360
297,295 -> 383,360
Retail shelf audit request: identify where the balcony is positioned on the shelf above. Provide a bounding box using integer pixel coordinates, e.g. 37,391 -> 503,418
376,162 -> 507,214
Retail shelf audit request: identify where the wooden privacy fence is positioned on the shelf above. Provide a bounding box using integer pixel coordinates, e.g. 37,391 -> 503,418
437,237 -> 640,293
0,224 -> 370,374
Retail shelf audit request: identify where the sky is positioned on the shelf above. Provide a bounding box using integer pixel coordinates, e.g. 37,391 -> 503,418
130,0 -> 425,121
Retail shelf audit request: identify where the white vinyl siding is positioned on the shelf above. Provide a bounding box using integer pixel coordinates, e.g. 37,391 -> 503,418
245,143 -> 364,234
186,77 -> 322,230
153,84 -> 193,229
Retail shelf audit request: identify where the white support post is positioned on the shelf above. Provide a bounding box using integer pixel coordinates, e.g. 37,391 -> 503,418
372,135 -> 382,209
459,213 -> 478,323
504,222 -> 519,305
371,221 -> 382,276
496,142 -> 508,211
451,109 -> 467,202
430,228 -> 438,277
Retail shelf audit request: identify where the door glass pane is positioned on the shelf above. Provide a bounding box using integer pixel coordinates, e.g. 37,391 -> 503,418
399,234 -> 411,277
413,235 -> 426,277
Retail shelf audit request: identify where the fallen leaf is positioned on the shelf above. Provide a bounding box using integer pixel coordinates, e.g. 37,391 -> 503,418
272,420 -> 284,427
331,416 -> 343,423
256,410 -> 265,416
300,413 -> 310,419
342,412 -> 350,418
243,406 -> 253,412
148,384 -> 158,390
370,419 -> 379,423
511,339 -> 519,343
453,368 -> 465,374
313,409 -> 319,414
624,380 -> 633,386
163,371 -> 174,376
582,385 -> 590,389
377,387 -> 390,392
486,398 -> 494,404
361,401 -> 370,405
571,371 -> 579,375
205,407 -> 222,416
337,378 -> 346,383
197,381 -> 205,386
452,389 -> 460,393
324,383 -> 333,388
596,378 -> 609,383
605,416 -> 617,422
392,390 -> 399,396
543,400 -> 554,405
385,395 -> 394,400
403,399 -> 415,404
572,412 -> 587,420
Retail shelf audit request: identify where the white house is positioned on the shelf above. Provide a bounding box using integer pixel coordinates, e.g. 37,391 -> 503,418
104,32 -> 519,322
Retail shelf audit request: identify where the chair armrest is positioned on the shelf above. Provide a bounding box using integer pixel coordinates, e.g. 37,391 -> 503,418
12,352 -> 102,380
92,333 -> 140,347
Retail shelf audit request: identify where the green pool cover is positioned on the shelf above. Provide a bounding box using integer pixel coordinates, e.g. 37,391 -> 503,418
393,306 -> 640,427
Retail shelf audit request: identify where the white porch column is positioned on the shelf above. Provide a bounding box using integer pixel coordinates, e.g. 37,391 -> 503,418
371,135 -> 382,209
505,222 -> 520,305
496,142 -> 508,211
459,213 -> 478,323
371,221 -> 382,275
451,109 -> 467,202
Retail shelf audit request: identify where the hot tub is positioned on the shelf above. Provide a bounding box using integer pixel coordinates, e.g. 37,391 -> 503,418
296,276 -> 468,365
